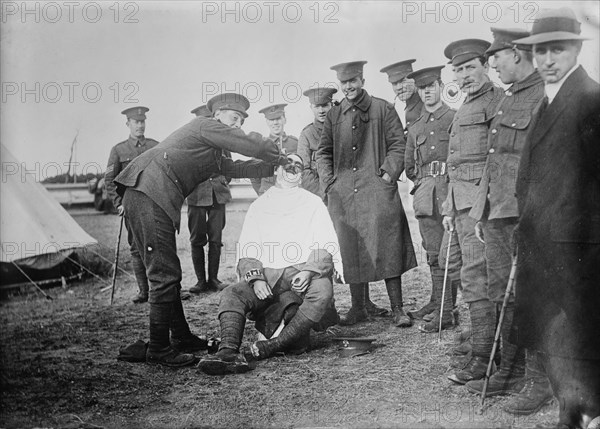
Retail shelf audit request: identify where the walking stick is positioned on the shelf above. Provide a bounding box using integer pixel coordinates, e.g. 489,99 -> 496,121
480,250 -> 518,411
438,230 -> 453,341
110,216 -> 125,305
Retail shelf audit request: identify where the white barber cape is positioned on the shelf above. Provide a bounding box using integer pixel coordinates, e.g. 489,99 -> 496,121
237,185 -> 344,279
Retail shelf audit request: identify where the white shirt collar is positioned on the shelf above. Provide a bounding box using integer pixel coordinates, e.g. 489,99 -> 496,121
545,63 -> 580,104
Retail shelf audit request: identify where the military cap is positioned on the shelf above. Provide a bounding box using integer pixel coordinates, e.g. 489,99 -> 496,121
121,106 -> 149,121
380,59 -> 417,83
303,87 -> 338,105
259,103 -> 288,120
330,61 -> 368,81
334,337 -> 376,358
206,93 -> 250,118
487,27 -> 531,55
190,105 -> 212,118
444,39 -> 491,66
513,8 -> 589,45
407,65 -> 445,88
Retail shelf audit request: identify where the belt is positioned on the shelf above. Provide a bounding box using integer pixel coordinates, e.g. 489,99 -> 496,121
420,161 -> 446,177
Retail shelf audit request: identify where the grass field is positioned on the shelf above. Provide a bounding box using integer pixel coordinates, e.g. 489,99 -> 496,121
0,185 -> 560,428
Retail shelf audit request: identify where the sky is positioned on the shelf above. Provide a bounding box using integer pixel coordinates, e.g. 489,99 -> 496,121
1,0 -> 599,180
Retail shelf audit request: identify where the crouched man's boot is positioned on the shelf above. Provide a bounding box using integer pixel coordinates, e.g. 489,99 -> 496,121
448,300 -> 495,384
131,254 -> 149,303
465,303 -> 525,396
146,302 -> 197,367
386,277 -> 412,327
251,311 -> 314,360
198,311 -> 251,375
170,295 -> 209,353
504,351 -> 554,415
339,283 -> 368,326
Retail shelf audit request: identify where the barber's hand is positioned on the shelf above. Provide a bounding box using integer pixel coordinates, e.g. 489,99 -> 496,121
475,221 -> 485,243
257,138 -> 280,163
291,271 -> 314,294
442,215 -> 455,233
117,205 -> 125,216
252,280 -> 272,300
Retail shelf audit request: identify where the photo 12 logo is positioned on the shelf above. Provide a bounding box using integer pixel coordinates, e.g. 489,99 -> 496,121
2,81 -> 140,104
200,1 -> 340,24
1,1 -> 140,24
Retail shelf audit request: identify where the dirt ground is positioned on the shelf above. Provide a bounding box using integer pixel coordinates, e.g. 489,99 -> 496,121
0,188 -> 560,428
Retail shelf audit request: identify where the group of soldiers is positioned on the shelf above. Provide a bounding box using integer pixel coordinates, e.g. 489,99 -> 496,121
105,7 -> 599,429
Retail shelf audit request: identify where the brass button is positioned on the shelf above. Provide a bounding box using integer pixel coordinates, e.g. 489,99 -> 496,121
431,146 -> 435,150
497,110 -> 503,115
430,131 -> 434,135
352,146 -> 356,151
489,148 -> 495,154
353,167 -> 357,171
354,188 -> 358,193
491,129 -> 497,134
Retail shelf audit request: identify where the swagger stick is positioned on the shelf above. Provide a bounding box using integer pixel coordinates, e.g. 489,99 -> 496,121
438,230 -> 454,341
110,216 -> 125,305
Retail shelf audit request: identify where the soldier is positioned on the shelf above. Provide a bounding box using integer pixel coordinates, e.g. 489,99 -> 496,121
250,104 -> 298,196
464,28 -> 550,409
512,9 -> 600,425
114,93 -> 283,368
317,61 -> 417,328
186,105 -> 232,293
297,87 -> 337,197
403,66 -> 462,332
380,59 -> 424,135
104,106 -> 159,304
441,40 -> 504,384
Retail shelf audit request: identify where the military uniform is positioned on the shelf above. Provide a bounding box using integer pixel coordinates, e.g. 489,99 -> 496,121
250,133 -> 298,195
297,121 -> 323,196
403,92 -> 425,133
105,106 -> 159,303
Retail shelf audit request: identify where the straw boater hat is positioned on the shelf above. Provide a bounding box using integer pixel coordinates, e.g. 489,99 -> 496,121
513,7 -> 590,45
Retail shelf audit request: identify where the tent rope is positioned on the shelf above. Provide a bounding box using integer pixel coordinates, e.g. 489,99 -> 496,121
86,248 -> 136,280
64,255 -> 112,287
10,262 -> 53,300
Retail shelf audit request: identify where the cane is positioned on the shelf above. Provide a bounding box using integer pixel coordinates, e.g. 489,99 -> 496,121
110,216 -> 125,305
438,230 -> 454,341
480,250 -> 518,411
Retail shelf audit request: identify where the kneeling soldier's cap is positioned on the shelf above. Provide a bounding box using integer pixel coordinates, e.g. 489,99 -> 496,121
191,105 -> 212,118
330,61 -> 368,81
512,7 -> 589,45
380,59 -> 417,83
303,87 -> 338,105
408,65 -> 445,88
334,337 -> 376,358
444,39 -> 491,66
121,106 -> 149,121
486,28 -> 531,55
207,93 -> 250,118
259,103 -> 288,120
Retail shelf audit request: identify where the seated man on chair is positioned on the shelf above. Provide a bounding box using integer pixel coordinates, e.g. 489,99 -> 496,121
198,153 -> 342,375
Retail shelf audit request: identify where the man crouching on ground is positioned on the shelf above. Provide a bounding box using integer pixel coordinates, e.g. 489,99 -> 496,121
198,153 -> 343,375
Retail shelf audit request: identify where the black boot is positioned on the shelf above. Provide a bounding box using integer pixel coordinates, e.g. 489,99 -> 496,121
189,247 -> 209,293
251,311 -> 314,359
386,277 -> 412,327
504,350 -> 554,415
206,243 -> 227,291
408,267 -> 441,320
465,303 -> 525,395
146,302 -> 197,367
364,284 -> 389,317
197,312 -> 250,375
448,300 -> 495,384
131,254 -> 149,303
339,283 -> 368,326
419,277 -> 454,333
170,295 -> 209,353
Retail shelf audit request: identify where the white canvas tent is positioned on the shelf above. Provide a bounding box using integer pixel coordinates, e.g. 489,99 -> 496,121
1,143 -> 97,285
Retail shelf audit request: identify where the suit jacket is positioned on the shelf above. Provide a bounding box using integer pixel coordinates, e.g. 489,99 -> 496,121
515,65 -> 600,358
114,117 -> 278,230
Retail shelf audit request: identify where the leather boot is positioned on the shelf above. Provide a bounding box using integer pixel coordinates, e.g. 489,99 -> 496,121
408,267 -> 441,320
189,247 -> 209,293
207,243 -> 227,291
364,284 -> 388,317
146,302 -> 197,367
131,254 -> 149,303
197,312 -> 250,375
386,277 -> 412,327
504,350 -> 554,415
339,283 -> 368,326
170,294 -> 209,353
448,300 -> 495,384
251,311 -> 314,360
465,304 -> 525,395
419,278 -> 454,333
